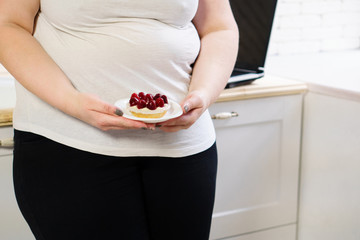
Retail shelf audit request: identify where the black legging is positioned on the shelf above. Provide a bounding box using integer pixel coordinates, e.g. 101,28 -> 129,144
13,129 -> 218,240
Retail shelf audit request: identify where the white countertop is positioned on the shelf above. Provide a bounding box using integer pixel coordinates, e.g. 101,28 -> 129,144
217,75 -> 307,102
265,50 -> 360,101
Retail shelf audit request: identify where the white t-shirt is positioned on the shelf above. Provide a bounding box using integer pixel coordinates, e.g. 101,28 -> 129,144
13,0 -> 216,157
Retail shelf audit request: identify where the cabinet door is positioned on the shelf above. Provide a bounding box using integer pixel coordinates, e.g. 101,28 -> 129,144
209,95 -> 302,239
0,127 -> 34,240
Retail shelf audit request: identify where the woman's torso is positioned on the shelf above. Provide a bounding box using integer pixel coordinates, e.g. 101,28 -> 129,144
13,0 -> 216,157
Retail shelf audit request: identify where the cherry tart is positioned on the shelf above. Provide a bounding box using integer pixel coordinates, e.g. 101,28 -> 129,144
127,92 -> 170,118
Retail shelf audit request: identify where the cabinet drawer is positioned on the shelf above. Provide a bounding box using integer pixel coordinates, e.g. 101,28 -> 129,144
210,95 -> 289,127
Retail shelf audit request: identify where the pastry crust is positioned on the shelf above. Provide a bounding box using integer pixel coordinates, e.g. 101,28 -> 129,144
129,111 -> 168,119
127,102 -> 170,119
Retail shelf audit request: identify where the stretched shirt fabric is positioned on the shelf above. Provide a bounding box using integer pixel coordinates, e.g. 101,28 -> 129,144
13,0 -> 216,157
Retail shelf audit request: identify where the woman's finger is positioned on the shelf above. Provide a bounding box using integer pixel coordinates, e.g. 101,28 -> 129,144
181,90 -> 210,112
181,95 -> 203,114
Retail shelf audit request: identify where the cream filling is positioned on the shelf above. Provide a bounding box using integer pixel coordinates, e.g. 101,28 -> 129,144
127,103 -> 170,114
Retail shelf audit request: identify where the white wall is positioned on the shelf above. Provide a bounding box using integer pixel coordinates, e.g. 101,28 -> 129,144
268,0 -> 360,56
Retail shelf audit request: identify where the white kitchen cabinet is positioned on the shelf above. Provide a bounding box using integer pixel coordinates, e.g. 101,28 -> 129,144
0,126 -> 34,240
209,93 -> 303,240
267,50 -> 360,240
298,92 -> 360,240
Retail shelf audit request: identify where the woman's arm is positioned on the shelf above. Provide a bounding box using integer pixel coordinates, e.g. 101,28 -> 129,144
0,0 -> 152,131
159,0 -> 239,132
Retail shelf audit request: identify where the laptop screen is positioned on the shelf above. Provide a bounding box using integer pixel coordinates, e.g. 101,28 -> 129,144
230,0 -> 278,73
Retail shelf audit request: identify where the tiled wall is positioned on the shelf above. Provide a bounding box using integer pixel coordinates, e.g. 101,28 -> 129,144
268,0 -> 360,56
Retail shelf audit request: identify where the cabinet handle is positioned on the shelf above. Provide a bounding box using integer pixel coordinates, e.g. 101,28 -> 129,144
0,138 -> 14,148
211,112 -> 239,120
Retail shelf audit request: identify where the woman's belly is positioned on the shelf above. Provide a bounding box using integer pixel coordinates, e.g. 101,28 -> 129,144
34,14 -> 200,104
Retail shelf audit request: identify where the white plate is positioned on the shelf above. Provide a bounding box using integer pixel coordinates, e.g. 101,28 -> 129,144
114,98 -> 183,123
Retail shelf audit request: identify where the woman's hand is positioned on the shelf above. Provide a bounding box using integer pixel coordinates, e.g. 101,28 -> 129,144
157,90 -> 209,132
69,92 -> 155,131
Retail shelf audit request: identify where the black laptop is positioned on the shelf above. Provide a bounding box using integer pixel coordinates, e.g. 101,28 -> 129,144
226,0 -> 278,88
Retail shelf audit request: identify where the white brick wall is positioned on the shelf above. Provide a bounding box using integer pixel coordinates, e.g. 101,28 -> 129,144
268,0 -> 360,56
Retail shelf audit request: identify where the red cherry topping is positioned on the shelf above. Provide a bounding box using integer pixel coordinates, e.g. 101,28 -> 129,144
145,93 -> 154,102
137,99 -> 147,109
131,93 -> 139,100
161,95 -> 168,104
147,100 -> 157,110
138,92 -> 145,100
130,92 -> 168,110
155,97 -> 164,107
129,97 -> 139,106
154,93 -> 161,100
